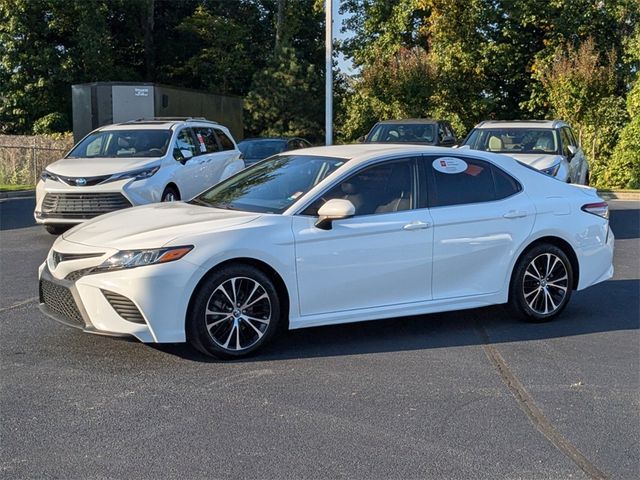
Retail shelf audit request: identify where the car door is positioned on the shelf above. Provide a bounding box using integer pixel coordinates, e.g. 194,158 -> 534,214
559,127 -> 581,183
214,129 -> 241,180
292,157 -> 434,316
425,154 -> 535,299
192,126 -> 225,189
171,127 -> 209,199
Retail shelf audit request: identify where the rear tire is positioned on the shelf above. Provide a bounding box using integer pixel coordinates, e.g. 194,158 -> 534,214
44,224 -> 70,235
186,264 -> 282,359
161,186 -> 180,202
508,243 -> 573,323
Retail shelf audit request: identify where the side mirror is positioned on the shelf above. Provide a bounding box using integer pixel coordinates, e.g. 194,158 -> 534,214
441,135 -> 456,146
174,148 -> 193,164
315,199 -> 355,230
356,136 -> 365,143
567,145 -> 577,161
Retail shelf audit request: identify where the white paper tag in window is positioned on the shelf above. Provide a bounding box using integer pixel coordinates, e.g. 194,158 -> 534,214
433,157 -> 468,174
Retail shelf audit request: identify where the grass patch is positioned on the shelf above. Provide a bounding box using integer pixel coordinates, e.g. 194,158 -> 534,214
0,184 -> 34,192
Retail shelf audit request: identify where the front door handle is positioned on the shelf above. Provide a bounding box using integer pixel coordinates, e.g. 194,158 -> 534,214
403,221 -> 431,231
503,210 -> 528,219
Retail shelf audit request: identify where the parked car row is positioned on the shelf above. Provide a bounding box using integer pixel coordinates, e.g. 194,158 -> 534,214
35,115 -> 610,360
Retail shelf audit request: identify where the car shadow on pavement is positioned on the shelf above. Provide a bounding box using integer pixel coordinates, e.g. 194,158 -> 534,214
0,197 -> 37,230
152,278 -> 639,363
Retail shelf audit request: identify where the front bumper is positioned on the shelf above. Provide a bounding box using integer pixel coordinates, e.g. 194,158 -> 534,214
34,178 -> 163,225
38,243 -> 204,342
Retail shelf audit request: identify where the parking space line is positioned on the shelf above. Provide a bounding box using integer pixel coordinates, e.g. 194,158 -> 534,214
0,297 -> 38,314
478,325 -> 609,480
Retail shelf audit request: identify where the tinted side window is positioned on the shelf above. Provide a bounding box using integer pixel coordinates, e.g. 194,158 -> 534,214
175,128 -> 198,157
566,127 -> 578,147
215,130 -> 235,151
428,156 -> 509,207
493,166 -> 522,199
560,128 -> 572,156
193,127 -> 220,153
302,159 -> 416,217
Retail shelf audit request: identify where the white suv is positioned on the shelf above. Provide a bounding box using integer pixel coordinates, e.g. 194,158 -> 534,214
35,118 -> 244,234
461,120 -> 589,184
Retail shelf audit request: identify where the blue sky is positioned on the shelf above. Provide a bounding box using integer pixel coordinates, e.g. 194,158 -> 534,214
333,1 -> 355,74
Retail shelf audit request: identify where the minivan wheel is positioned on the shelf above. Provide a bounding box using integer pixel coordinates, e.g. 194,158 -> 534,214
161,186 -> 179,202
187,265 -> 281,359
508,244 -> 573,322
44,224 -> 70,235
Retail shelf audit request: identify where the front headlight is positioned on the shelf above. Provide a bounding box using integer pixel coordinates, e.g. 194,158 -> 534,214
40,170 -> 58,182
110,165 -> 160,182
540,162 -> 561,177
93,246 -> 193,273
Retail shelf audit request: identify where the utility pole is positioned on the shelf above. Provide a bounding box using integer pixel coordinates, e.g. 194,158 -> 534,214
325,0 -> 333,145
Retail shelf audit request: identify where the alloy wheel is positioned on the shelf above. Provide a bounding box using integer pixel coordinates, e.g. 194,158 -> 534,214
204,277 -> 271,351
522,253 -> 569,315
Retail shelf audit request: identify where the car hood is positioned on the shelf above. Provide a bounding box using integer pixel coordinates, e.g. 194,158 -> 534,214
62,202 -> 261,249
504,153 -> 563,170
46,157 -> 162,177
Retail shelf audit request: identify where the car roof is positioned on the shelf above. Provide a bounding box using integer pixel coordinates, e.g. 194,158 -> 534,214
474,120 -> 567,129
291,144 -> 508,166
99,117 -> 227,132
239,138 -> 291,143
374,118 -> 442,125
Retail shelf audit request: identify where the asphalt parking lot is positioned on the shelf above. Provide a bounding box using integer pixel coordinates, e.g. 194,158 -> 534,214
1,197 -> 638,480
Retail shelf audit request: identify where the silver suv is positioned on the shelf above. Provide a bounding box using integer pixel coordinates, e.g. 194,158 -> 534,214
461,120 -> 589,184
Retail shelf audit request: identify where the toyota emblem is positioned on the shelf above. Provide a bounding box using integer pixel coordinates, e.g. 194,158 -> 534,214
75,178 -> 87,186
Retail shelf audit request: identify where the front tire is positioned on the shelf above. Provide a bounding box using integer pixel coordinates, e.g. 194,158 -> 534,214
44,224 -> 70,235
508,244 -> 573,322
161,186 -> 180,202
187,264 -> 282,359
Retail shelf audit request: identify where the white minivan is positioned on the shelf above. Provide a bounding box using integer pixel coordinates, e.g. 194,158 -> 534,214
35,118 -> 244,234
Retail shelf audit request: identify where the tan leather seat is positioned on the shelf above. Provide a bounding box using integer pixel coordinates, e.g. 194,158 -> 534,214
488,136 -> 503,151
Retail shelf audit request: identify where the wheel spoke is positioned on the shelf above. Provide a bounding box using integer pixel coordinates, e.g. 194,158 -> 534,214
525,287 -> 540,299
243,292 -> 268,309
222,323 -> 236,349
244,315 -> 269,324
230,278 -> 238,306
242,317 -> 264,339
548,256 -> 560,277
524,270 -> 540,280
207,316 -> 230,330
527,289 -> 542,309
243,282 -> 260,308
548,275 -> 567,285
206,309 -> 231,317
545,290 -> 557,311
235,322 -> 241,350
547,283 -> 567,292
215,283 -> 234,307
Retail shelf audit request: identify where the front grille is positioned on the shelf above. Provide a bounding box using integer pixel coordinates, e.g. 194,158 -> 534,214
39,280 -> 84,326
102,290 -> 145,324
57,174 -> 112,187
41,193 -> 132,219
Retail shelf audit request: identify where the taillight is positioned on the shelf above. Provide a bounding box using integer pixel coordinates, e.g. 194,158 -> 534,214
581,202 -> 609,219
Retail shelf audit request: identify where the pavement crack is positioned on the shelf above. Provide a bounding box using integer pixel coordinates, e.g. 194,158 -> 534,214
477,324 -> 609,480
0,297 -> 38,314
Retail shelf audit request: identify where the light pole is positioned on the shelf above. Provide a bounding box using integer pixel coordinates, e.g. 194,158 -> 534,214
325,0 -> 333,145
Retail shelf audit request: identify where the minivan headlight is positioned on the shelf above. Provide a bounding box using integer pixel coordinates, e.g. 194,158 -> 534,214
111,165 -> 160,182
40,170 -> 58,182
93,246 -> 193,272
540,162 -> 561,177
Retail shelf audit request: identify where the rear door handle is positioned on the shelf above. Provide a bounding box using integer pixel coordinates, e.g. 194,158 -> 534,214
503,210 -> 528,219
403,221 -> 431,231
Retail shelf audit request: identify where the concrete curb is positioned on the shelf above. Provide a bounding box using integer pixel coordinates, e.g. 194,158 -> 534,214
0,189 -> 35,199
597,190 -> 640,201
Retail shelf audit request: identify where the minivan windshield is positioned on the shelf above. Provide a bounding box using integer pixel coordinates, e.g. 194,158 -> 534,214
463,128 -> 560,155
67,130 -> 172,158
367,123 -> 436,144
192,155 -> 348,214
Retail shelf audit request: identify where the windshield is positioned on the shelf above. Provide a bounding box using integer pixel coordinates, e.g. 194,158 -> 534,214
238,140 -> 288,160
464,128 -> 560,155
367,123 -> 436,144
67,130 -> 172,158
192,154 -> 348,214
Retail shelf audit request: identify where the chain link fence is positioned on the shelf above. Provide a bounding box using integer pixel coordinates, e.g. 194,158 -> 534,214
0,134 -> 74,186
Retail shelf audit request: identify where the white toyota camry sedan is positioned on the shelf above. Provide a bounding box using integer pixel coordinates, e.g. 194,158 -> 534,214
38,144 -> 614,358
